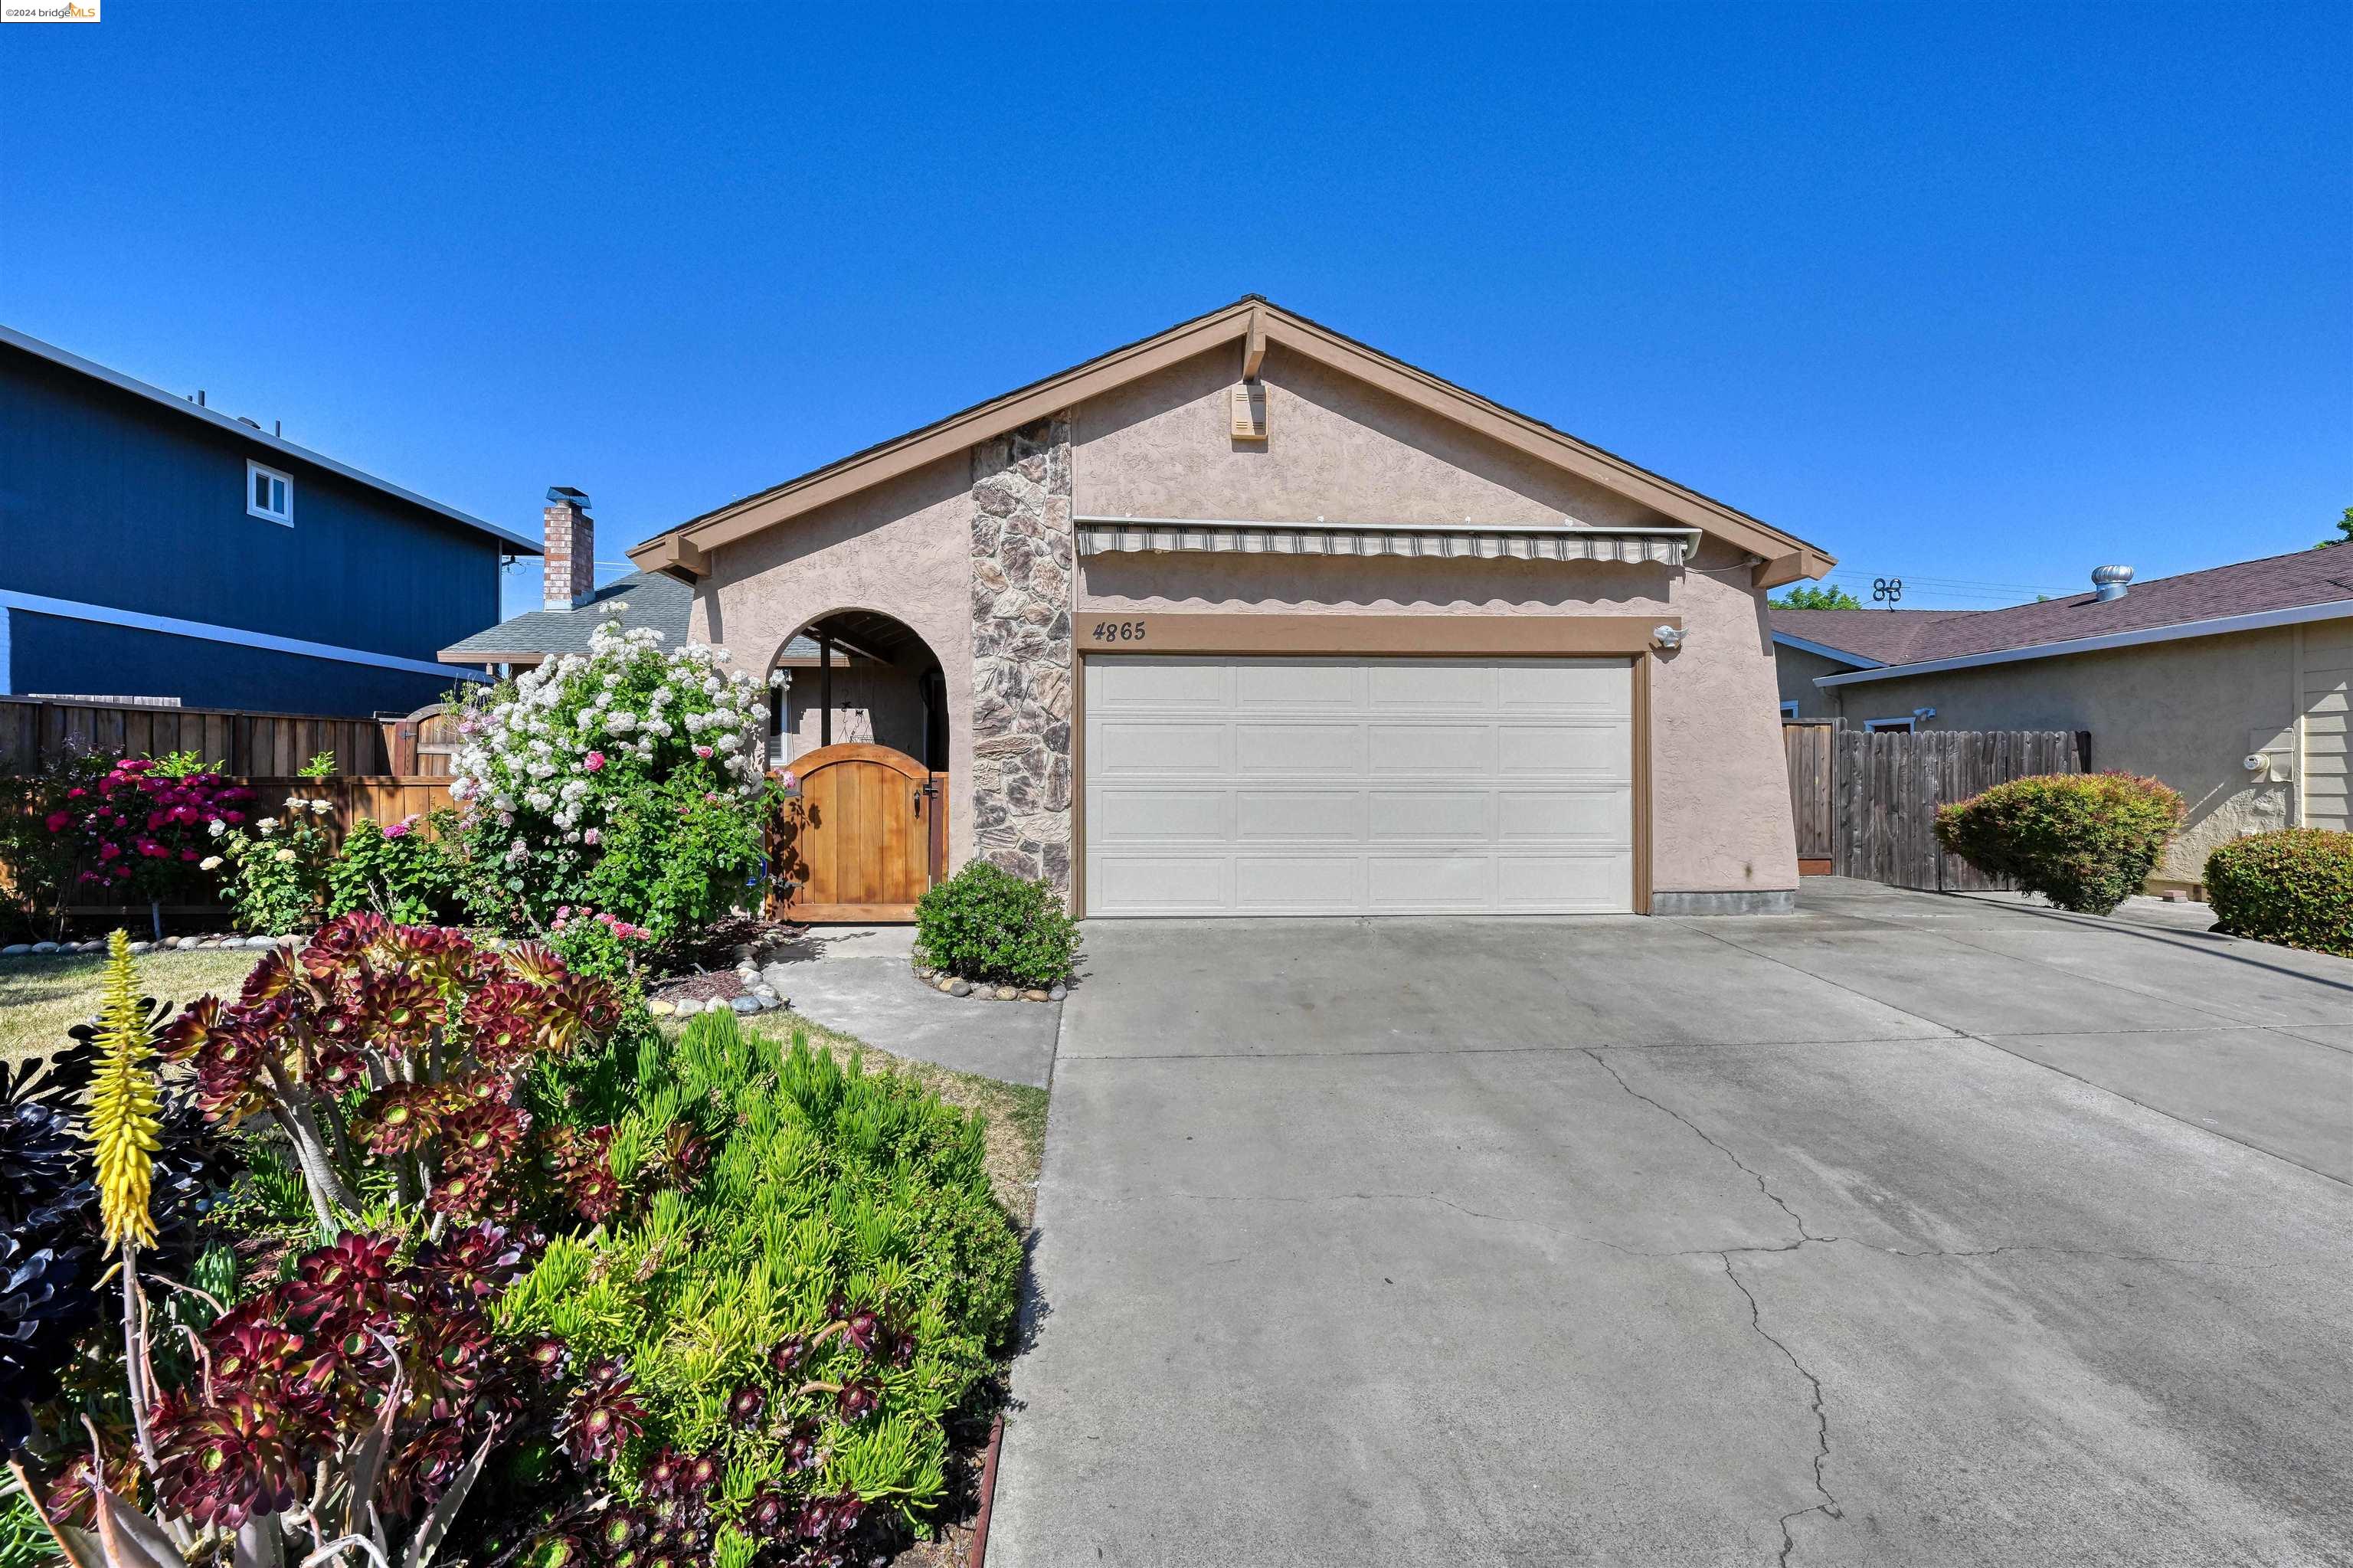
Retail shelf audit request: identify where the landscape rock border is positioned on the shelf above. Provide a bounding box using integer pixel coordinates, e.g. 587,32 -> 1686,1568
911,960 -> 1065,1004
3,932 -> 299,957
646,938 -> 797,1019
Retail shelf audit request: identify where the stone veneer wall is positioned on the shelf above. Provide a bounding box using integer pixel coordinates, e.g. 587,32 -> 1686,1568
968,415 -> 1076,896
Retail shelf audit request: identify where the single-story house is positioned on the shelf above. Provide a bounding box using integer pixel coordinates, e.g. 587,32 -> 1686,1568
615,297 -> 1833,919
1772,549 -> 2353,884
0,323 -> 534,715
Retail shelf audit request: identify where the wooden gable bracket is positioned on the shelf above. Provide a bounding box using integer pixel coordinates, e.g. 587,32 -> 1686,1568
1242,303 -> 1267,381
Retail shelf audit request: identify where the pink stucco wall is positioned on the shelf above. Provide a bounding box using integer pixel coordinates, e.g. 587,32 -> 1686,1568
694,456 -> 981,869
695,340 -> 1799,901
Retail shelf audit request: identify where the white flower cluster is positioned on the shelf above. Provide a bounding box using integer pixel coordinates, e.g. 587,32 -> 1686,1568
447,617 -> 768,875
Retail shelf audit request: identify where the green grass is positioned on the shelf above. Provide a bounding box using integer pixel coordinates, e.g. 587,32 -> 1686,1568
0,946 -> 264,1064
741,1010 -> 1049,1229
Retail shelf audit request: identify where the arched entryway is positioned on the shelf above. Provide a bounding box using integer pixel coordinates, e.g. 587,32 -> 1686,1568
766,611 -> 950,921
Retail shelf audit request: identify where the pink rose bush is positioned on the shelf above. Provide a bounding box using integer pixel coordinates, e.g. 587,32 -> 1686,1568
45,755 -> 253,900
448,614 -> 779,938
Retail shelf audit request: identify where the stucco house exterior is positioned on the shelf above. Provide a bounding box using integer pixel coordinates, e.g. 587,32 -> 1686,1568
625,297 -> 1834,918
1772,550 -> 2353,885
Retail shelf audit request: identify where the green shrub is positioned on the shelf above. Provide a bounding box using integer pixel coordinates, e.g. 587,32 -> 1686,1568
1934,771 -> 2185,916
914,860 -> 1079,987
325,809 -> 472,924
2205,829 -> 2353,956
497,1011 -> 1023,1536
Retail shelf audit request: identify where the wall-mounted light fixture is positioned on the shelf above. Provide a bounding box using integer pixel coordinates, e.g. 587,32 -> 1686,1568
1652,625 -> 1686,650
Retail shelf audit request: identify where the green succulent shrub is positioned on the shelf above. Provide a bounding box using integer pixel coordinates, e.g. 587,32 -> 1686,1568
496,1010 -> 1023,1548
914,860 -> 1078,987
2205,829 -> 2353,957
325,810 -> 473,925
1934,771 -> 2185,916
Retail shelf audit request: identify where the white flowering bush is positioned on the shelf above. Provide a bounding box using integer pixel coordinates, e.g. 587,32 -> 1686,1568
450,614 -> 779,938
213,795 -> 338,934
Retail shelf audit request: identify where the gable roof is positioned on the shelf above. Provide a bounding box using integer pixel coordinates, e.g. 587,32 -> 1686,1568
0,323 -> 541,555
627,296 -> 1834,589
1776,548 -> 2353,685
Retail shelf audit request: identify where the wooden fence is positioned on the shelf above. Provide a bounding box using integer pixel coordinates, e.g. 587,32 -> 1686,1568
0,696 -> 397,775
1795,725 -> 2090,891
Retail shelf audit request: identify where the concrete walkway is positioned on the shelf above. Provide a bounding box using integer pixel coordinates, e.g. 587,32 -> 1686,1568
990,881 -> 2353,1566
761,926 -> 1059,1088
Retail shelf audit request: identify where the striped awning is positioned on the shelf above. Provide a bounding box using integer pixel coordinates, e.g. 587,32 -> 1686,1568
1075,516 -> 1697,567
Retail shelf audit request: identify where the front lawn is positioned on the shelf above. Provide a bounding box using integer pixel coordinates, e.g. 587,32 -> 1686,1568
0,945 -> 263,1063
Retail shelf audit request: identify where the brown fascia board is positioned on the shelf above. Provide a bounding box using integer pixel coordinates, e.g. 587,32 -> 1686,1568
628,297 -> 1836,587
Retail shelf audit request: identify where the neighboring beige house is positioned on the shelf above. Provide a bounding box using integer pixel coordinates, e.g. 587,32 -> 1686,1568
622,296 -> 1837,918
1772,550 -> 2353,886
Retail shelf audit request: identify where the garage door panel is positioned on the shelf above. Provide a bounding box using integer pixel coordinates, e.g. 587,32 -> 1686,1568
1499,722 -> 1627,776
1085,655 -> 1634,916
1235,722 -> 1366,772
1235,790 -> 1366,841
1091,854 -> 1229,912
1091,657 -> 1232,708
1498,853 -> 1634,910
1370,661 -> 1492,709
1095,719 -> 1229,774
1368,853 -> 1494,908
1094,788 -> 1231,841
1497,660 -> 1629,714
1497,788 -> 1631,841
1368,789 -> 1492,842
1369,723 -> 1492,773
1235,856 -> 1365,911
1235,661 -> 1364,708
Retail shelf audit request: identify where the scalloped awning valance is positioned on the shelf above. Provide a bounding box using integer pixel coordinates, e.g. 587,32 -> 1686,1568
1075,516 -> 1698,567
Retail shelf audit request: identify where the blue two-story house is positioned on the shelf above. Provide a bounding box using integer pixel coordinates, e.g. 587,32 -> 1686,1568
0,324 -> 538,717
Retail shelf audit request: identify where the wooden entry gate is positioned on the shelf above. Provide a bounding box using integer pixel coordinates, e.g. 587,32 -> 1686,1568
766,743 -> 948,921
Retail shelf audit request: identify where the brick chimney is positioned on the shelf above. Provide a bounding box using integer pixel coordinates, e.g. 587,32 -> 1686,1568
542,486 -> 595,610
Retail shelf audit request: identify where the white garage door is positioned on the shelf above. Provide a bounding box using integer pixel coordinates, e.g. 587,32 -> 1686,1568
1082,655 -> 1634,916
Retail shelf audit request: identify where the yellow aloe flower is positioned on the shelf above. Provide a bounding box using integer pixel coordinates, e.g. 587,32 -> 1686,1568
87,929 -> 162,1251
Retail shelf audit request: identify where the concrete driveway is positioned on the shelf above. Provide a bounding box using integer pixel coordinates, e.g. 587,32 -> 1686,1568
990,880 -> 2353,1567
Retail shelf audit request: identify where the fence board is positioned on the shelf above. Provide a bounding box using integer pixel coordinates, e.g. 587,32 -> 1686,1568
1781,722 -> 1836,872
1825,727 -> 2091,891
0,697 -> 400,776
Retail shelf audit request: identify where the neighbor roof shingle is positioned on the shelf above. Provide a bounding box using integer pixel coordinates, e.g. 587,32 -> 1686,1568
440,571 -> 692,660
1773,549 -> 2353,669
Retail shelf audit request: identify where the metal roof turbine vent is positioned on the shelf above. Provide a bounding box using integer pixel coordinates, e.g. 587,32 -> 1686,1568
2091,564 -> 2134,602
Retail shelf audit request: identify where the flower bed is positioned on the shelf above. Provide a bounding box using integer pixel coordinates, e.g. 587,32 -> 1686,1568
0,915 -> 1026,1568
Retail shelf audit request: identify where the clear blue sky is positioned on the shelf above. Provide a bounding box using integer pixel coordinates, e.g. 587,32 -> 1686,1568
3,3 -> 2345,614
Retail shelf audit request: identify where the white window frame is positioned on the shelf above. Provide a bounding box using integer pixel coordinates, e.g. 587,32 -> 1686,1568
1863,716 -> 1916,733
1779,700 -> 1800,720
247,460 -> 293,525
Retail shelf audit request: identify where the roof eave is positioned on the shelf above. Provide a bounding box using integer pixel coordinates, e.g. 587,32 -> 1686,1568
627,298 -> 1834,584
1771,630 -> 1882,669
1813,597 -> 2353,688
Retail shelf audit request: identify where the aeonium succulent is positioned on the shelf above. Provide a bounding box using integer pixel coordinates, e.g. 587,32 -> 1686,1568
159,912 -> 625,1232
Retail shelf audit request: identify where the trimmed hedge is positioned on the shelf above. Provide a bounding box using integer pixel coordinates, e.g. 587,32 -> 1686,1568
915,861 -> 1079,988
1934,771 -> 2184,916
2206,829 -> 2353,957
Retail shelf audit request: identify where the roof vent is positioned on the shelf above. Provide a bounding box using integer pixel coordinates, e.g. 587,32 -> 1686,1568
2091,564 -> 2133,602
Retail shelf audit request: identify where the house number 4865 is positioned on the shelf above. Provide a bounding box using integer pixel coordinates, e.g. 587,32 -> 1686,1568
1090,620 -> 1148,643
